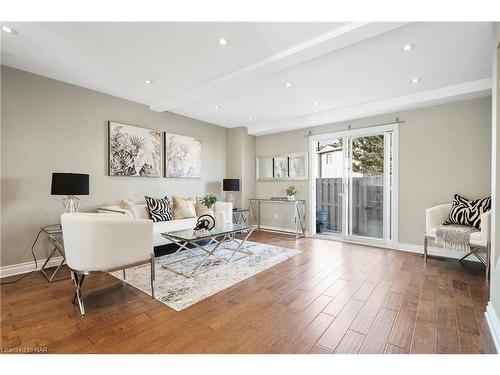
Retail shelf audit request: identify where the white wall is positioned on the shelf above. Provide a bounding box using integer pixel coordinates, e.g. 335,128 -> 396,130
1,66 -> 227,267
225,127 -> 256,209
256,97 -> 492,244
487,22 -> 500,347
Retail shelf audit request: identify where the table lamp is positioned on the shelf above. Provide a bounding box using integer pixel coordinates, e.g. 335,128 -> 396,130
223,178 -> 240,210
51,173 -> 89,213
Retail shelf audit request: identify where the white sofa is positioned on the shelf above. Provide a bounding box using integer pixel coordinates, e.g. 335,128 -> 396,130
424,203 -> 491,276
98,201 -> 233,247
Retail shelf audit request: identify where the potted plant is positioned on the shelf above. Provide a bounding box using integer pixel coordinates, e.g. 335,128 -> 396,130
201,194 -> 217,210
286,185 -> 297,201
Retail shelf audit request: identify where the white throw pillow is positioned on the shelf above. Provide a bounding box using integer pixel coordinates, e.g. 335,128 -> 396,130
131,204 -> 150,219
119,199 -> 149,219
119,198 -> 135,209
172,196 -> 197,219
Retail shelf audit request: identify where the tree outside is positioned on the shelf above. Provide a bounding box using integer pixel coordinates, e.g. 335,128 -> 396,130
352,135 -> 384,176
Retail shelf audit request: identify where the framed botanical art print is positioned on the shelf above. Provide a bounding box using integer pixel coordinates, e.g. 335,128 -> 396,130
108,121 -> 162,177
164,133 -> 202,178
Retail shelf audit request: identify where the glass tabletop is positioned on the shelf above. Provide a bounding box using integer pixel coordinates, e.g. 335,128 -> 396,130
162,223 -> 255,241
249,198 -> 306,203
42,224 -> 63,236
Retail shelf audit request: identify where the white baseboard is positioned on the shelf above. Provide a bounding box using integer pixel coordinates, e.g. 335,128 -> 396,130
258,225 -> 310,237
397,242 -> 480,262
0,256 -> 64,278
485,302 -> 500,353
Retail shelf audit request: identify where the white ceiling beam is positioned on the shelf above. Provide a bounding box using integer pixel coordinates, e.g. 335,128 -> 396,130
149,22 -> 410,112
250,78 -> 492,135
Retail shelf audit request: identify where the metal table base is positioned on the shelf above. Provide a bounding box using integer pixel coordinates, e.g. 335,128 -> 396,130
40,225 -> 70,282
162,227 -> 255,278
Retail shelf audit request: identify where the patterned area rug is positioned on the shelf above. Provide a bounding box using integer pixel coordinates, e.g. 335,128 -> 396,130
110,240 -> 300,311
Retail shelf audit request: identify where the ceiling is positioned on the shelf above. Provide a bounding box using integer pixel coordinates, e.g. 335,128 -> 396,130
1,22 -> 493,135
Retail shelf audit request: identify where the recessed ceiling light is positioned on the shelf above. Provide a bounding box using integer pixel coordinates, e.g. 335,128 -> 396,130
402,43 -> 414,52
285,82 -> 292,88
248,117 -> 253,121
410,77 -> 421,84
1,25 -> 14,34
213,104 -> 220,109
144,79 -> 153,84
218,38 -> 228,46
314,101 -> 320,106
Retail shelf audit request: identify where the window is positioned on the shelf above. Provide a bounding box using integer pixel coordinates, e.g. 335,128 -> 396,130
326,154 -> 333,164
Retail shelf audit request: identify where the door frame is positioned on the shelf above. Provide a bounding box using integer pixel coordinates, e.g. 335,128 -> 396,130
308,123 -> 399,247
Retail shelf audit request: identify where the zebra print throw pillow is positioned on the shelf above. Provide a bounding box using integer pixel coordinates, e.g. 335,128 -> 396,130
444,194 -> 491,229
144,196 -> 174,223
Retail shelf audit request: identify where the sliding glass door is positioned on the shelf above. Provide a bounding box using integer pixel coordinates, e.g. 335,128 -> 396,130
311,125 -> 396,246
315,138 -> 344,235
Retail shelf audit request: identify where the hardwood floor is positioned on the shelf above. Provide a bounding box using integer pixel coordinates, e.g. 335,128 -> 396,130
1,231 -> 496,354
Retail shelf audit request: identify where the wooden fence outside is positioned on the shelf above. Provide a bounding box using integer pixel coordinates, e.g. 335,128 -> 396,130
316,176 -> 383,238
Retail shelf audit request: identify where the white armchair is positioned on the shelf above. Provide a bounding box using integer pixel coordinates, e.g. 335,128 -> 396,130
61,213 -> 155,315
424,203 -> 491,276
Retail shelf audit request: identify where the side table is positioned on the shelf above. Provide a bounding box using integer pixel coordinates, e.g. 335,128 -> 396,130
232,208 -> 250,225
40,224 -> 69,282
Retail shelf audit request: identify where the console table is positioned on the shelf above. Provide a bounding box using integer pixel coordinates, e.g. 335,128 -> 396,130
249,198 -> 306,238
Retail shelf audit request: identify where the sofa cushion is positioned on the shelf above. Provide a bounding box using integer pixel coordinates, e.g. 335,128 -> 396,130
172,196 -> 197,219
118,199 -> 149,219
145,196 -> 174,222
152,217 -> 198,247
444,194 -> 491,229
119,198 -> 135,209
130,204 -> 149,219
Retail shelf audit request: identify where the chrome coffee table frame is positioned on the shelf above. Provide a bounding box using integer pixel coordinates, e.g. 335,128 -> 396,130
161,224 -> 256,278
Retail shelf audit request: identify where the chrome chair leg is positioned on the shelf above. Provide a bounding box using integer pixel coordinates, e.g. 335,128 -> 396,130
150,253 -> 155,299
71,271 -> 86,315
423,236 -> 428,263
458,251 -> 472,262
486,242 -> 491,279
71,270 -> 78,303
122,269 -> 126,280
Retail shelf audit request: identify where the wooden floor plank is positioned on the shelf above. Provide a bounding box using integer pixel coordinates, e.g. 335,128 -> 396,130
286,313 -> 335,353
385,344 -> 409,354
387,271 -> 424,350
333,330 -> 366,354
410,300 -> 437,354
316,299 -> 364,351
359,308 -> 397,354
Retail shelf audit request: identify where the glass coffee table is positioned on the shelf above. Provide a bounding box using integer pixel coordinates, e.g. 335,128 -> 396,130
161,223 -> 256,278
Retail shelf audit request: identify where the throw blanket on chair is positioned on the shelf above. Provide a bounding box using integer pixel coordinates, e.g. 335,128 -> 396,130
435,224 -> 479,252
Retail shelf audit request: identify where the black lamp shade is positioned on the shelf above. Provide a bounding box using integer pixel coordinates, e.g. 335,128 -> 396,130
51,173 -> 89,196
223,179 -> 240,192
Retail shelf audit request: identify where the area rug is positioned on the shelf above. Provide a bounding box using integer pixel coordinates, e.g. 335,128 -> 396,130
110,241 -> 300,311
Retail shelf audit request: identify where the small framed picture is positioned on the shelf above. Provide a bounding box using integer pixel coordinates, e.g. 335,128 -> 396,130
273,156 -> 288,178
288,154 -> 307,178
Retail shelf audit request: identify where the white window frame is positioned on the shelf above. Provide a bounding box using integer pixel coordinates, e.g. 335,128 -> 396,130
308,123 -> 399,248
